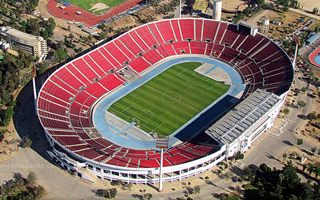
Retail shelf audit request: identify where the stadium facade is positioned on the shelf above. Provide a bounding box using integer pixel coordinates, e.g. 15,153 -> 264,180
37,18 -> 293,184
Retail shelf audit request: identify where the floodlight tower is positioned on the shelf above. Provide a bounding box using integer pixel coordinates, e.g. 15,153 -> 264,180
32,64 -> 38,115
213,0 -> 223,21
292,34 -> 300,70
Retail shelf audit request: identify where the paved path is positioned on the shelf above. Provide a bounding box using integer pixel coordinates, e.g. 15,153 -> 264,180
289,8 -> 320,21
0,148 -> 103,200
241,72 -> 314,168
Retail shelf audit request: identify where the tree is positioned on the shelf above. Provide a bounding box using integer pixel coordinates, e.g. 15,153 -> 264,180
311,147 -> 317,155
0,171 -> 46,200
313,7 -> 319,14
242,165 -> 257,181
225,195 -> 240,200
283,108 -> 290,115
53,48 -> 68,63
282,153 -> 287,160
307,112 -> 317,120
244,163 -> 320,199
143,193 -> 153,200
302,164 -> 307,172
314,166 -> 320,178
21,136 -> 32,148
0,130 -> 4,143
34,185 -> 46,199
297,101 -> 306,108
194,185 -> 200,194
36,61 -> 50,75
301,87 -> 307,92
0,106 -> 14,126
235,151 -> 244,160
96,188 -> 117,199
307,163 -> 315,175
297,138 -> 303,146
27,171 -> 37,185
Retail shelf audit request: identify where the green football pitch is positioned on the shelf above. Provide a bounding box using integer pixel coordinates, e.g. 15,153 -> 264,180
108,62 -> 230,137
68,0 -> 126,11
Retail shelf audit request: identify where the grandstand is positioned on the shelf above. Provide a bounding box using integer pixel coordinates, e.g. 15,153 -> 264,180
37,18 -> 293,184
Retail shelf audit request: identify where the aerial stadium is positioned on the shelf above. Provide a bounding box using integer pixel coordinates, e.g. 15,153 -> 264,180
36,17 -> 294,187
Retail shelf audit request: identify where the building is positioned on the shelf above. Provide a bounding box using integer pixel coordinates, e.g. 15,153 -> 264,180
305,33 -> 320,46
0,26 -> 47,61
36,18 -> 293,185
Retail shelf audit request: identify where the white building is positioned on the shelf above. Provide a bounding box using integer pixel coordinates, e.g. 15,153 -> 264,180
0,26 -> 47,61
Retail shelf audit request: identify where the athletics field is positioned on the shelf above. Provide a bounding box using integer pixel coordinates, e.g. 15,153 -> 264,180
108,62 -> 229,136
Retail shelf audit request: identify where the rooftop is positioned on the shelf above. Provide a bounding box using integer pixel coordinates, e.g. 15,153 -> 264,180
306,33 -> 320,45
205,89 -> 280,144
1,26 -> 43,42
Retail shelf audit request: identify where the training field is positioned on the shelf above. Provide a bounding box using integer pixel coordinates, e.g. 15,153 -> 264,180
108,62 -> 230,136
68,0 -> 126,10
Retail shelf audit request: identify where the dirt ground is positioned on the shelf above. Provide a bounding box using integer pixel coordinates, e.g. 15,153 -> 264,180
223,0 -> 247,12
245,9 -> 280,26
298,0 -> 320,12
92,163 -> 241,197
244,10 -> 314,41
90,3 -> 109,11
0,121 -> 20,163
38,0 -> 90,43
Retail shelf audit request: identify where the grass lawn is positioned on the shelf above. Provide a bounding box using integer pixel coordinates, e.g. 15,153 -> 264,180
108,62 -> 230,136
68,0 -> 127,11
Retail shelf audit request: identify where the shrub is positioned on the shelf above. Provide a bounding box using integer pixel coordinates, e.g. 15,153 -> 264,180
27,171 -> 37,185
0,106 -> 14,126
20,136 -> 32,148
283,108 -> 290,115
96,188 -> 117,199
0,131 -> 4,142
297,139 -> 303,146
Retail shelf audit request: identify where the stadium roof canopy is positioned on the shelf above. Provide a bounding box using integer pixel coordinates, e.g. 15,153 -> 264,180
306,33 -> 320,45
205,89 -> 280,144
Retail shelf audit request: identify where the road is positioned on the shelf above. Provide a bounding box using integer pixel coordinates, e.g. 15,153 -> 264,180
289,8 -> 320,21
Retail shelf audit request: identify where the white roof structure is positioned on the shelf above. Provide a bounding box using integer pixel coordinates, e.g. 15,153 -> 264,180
205,89 -> 280,144
3,26 -> 44,42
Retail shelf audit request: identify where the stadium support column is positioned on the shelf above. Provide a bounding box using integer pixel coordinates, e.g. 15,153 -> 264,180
213,0 -> 222,21
293,44 -> 298,69
292,34 -> 300,70
32,65 -> 38,116
179,0 -> 182,18
159,148 -> 164,192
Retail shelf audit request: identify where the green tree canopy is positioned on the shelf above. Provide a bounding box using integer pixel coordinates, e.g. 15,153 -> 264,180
244,163 -> 320,200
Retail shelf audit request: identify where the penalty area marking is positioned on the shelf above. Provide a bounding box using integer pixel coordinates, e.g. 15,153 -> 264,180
177,68 -> 222,90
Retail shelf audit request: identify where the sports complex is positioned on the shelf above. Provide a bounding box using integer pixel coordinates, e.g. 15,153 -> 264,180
47,0 -> 143,27
308,47 -> 320,68
37,18 -> 294,185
